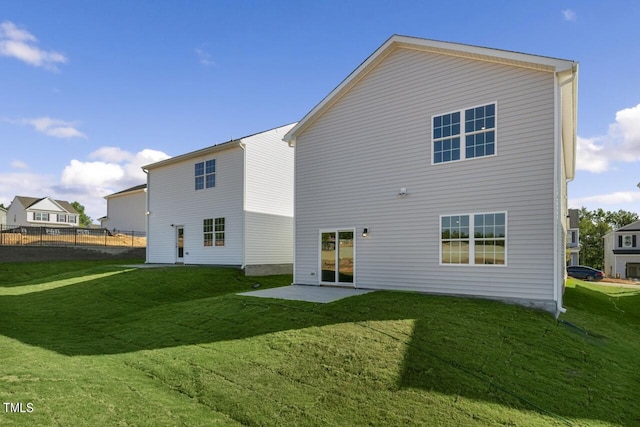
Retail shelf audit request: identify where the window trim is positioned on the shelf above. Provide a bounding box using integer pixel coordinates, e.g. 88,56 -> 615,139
439,211 -> 508,267
203,217 -> 225,247
431,101 -> 498,166
203,218 -> 214,247
195,159 -> 216,191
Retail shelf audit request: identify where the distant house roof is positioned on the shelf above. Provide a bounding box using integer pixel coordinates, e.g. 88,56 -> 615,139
616,220 -> 640,232
14,196 -> 78,214
105,184 -> 147,199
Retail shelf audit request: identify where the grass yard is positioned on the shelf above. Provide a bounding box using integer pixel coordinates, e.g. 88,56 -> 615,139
1,261 -> 639,426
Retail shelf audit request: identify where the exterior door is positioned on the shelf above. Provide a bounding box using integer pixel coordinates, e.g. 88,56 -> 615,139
320,229 -> 355,286
176,226 -> 184,263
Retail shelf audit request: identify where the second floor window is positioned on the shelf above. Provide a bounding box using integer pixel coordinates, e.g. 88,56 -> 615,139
433,102 -> 496,164
195,159 -> 216,190
57,214 -> 67,222
68,215 -> 77,224
34,212 -> 49,221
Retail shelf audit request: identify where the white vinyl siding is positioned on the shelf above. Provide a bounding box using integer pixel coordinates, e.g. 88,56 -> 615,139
294,47 -> 557,302
103,190 -> 146,232
147,147 -> 244,265
146,124 -> 295,268
243,124 -> 295,266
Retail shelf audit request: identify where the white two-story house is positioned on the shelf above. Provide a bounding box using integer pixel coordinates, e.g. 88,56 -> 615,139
143,123 -> 295,275
6,196 -> 79,228
604,220 -> 640,280
99,184 -> 147,233
284,35 -> 578,315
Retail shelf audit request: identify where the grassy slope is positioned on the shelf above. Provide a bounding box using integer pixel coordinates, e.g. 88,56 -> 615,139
0,262 -> 638,426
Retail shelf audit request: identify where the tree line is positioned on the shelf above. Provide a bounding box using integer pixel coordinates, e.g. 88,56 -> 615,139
577,207 -> 639,270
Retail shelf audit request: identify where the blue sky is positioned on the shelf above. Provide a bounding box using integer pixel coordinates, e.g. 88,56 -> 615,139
1,0 -> 639,222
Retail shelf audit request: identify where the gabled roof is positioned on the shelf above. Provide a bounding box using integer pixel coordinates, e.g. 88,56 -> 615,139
13,196 -> 78,214
283,34 -> 579,178
105,184 -> 147,199
616,220 -> 640,232
142,123 -> 297,171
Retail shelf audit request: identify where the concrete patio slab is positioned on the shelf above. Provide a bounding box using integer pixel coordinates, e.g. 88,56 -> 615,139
238,284 -> 375,303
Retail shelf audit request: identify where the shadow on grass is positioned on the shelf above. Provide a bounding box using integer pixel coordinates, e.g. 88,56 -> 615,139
1,266 -> 639,425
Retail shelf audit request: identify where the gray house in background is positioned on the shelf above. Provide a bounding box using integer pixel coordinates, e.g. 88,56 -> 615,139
604,220 -> 640,280
0,206 -> 6,227
284,35 -> 578,316
6,196 -> 79,228
567,208 -> 580,266
99,184 -> 147,233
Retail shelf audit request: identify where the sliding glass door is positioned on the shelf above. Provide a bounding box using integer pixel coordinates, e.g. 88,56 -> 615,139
320,229 -> 354,286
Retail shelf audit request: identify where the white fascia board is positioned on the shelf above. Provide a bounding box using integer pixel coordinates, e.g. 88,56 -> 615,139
142,140 -> 242,171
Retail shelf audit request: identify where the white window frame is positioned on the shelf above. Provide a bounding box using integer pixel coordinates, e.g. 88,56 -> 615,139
439,211 -> 508,267
195,159 -> 216,191
622,234 -> 633,248
33,212 -> 50,222
431,101 -> 498,165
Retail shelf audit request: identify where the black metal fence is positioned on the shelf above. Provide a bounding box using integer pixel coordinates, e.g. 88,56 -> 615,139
0,225 -> 146,248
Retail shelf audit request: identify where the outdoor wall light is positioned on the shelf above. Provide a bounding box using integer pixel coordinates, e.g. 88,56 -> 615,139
362,227 -> 369,237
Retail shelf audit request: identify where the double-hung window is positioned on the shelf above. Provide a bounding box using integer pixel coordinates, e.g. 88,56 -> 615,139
204,217 -> 225,247
433,103 -> 496,164
441,212 -> 506,265
34,212 -> 49,221
215,218 -> 225,246
195,159 -> 216,190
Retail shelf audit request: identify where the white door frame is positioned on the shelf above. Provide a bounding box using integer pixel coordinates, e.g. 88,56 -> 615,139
176,225 -> 184,263
318,228 -> 356,287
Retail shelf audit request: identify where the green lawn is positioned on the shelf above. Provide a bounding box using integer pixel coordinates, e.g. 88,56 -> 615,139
1,261 -> 638,426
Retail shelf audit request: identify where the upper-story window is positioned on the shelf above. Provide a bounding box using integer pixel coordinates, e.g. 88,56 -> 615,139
433,103 -> 496,164
195,159 -> 216,190
57,214 -> 67,222
33,212 -> 49,221
68,215 -> 77,224
620,234 -> 637,248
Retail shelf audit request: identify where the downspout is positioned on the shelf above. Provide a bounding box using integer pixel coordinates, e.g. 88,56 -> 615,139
142,167 -> 150,264
239,141 -> 247,271
290,137 -> 297,285
554,69 -> 577,317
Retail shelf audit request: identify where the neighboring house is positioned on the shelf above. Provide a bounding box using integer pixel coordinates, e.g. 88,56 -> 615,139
6,196 -> 79,228
604,220 -> 640,280
143,123 -> 295,275
0,206 -> 6,227
284,35 -> 578,316
99,184 -> 147,232
567,208 -> 580,266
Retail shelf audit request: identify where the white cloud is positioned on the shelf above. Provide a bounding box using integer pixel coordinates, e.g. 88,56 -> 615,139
576,103 -> 640,173
10,160 -> 28,169
61,147 -> 170,193
90,146 -> 135,163
195,46 -> 215,66
3,116 -> 87,139
0,147 -> 170,222
61,160 -> 125,187
562,9 -> 576,21
0,21 -> 67,71
570,191 -> 640,208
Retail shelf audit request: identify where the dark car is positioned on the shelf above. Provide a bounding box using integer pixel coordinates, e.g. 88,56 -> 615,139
567,265 -> 604,281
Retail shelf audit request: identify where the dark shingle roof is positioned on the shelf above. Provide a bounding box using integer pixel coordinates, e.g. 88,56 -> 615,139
14,196 -> 79,214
